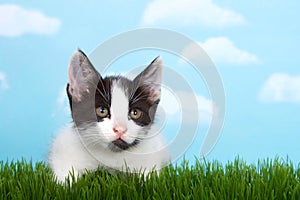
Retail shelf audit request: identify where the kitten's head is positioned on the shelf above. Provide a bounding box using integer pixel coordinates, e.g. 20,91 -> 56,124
67,50 -> 162,152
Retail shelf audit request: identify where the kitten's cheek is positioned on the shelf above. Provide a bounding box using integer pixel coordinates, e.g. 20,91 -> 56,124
96,122 -> 115,142
122,133 -> 136,144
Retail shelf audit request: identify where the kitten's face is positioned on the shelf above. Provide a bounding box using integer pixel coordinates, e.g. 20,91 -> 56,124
66,50 -> 162,152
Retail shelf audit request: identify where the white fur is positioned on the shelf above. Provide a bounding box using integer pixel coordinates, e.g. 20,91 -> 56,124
49,80 -> 170,182
48,125 -> 169,182
110,81 -> 140,144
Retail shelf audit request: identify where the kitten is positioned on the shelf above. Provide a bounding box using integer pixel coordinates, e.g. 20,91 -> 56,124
48,50 -> 170,182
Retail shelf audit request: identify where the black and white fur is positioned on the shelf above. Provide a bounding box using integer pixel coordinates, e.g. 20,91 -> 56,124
48,50 -> 170,182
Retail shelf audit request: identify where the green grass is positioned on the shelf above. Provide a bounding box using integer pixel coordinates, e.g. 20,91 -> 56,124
1,158 -> 299,199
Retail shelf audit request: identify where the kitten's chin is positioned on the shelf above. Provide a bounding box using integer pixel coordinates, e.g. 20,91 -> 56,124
108,139 -> 139,152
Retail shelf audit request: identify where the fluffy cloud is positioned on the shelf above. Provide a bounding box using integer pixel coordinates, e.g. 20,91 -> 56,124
0,4 -> 61,37
259,73 -> 300,103
181,37 -> 259,65
0,72 -> 9,92
200,37 -> 259,64
52,87 -> 70,118
160,89 -> 215,124
141,0 -> 245,27
179,92 -> 215,124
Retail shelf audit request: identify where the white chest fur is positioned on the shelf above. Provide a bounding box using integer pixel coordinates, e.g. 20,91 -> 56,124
48,125 -> 170,182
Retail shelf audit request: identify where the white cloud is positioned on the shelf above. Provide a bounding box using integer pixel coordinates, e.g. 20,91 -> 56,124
200,37 -> 259,64
259,73 -> 300,103
160,89 -> 215,124
0,4 -> 61,37
160,88 -> 181,115
181,37 -> 259,65
0,72 -> 9,91
178,91 -> 215,124
52,87 -> 70,118
57,88 -> 67,106
197,95 -> 215,121
141,0 -> 245,27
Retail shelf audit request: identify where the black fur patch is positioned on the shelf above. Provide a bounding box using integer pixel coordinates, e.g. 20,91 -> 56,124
128,85 -> 156,126
95,77 -> 112,121
109,139 -> 139,152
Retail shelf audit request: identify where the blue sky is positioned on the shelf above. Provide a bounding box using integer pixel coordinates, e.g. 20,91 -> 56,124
0,0 -> 299,165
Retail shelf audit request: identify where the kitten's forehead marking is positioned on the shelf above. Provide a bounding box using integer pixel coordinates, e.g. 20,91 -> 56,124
110,80 -> 129,126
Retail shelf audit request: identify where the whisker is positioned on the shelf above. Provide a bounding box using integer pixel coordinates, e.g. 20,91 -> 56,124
131,94 -> 149,105
130,87 -> 149,103
84,78 -> 109,102
95,78 -> 110,102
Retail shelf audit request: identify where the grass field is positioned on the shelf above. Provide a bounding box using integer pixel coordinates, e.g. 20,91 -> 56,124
1,158 -> 299,199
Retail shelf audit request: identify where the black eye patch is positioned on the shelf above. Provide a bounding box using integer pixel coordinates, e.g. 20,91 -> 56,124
129,85 -> 157,126
94,78 -> 112,121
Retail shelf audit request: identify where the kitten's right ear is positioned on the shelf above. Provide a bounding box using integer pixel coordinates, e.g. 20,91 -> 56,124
68,50 -> 99,102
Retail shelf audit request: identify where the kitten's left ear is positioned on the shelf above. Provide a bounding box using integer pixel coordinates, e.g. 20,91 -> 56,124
133,56 -> 163,102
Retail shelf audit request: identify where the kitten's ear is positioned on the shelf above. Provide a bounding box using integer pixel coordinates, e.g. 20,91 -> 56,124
68,50 -> 99,102
133,56 -> 163,102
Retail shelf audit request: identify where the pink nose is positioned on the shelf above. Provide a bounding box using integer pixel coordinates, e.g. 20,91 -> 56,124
113,126 -> 127,137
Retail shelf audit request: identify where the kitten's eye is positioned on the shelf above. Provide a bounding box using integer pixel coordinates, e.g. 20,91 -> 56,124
129,108 -> 143,120
96,106 -> 109,118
